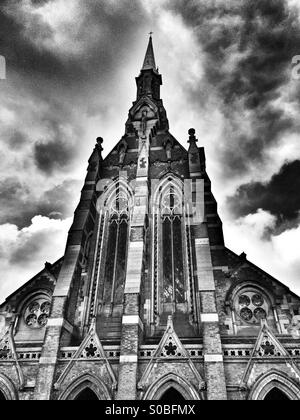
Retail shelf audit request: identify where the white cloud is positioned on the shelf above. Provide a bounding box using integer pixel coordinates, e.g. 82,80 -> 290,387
224,209 -> 300,296
0,0 -> 300,305
0,216 -> 72,303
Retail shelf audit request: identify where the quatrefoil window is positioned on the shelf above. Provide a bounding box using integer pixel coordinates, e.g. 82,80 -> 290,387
24,297 -> 51,329
234,289 -> 269,325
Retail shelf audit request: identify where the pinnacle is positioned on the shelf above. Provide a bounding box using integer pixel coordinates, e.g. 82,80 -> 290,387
142,35 -> 157,71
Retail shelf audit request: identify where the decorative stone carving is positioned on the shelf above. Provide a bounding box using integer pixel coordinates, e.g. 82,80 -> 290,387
287,315 -> 300,338
163,138 -> 173,161
96,137 -> 104,158
117,137 -> 128,165
54,318 -> 117,391
138,316 -> 204,393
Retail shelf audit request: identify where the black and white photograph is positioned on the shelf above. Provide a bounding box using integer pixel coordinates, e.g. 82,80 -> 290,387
0,0 -> 300,403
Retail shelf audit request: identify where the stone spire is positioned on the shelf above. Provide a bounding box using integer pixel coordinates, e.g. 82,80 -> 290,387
142,35 -> 157,72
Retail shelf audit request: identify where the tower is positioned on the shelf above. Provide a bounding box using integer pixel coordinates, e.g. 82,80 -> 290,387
0,36 -> 300,401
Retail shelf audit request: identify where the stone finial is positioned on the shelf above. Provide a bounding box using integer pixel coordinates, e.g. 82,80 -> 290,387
96,137 -> 104,157
239,252 -> 247,260
188,128 -> 198,144
44,262 -> 52,272
96,137 -> 103,148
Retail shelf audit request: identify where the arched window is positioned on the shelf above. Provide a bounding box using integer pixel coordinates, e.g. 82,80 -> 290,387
235,289 -> 269,324
161,186 -> 185,307
74,388 -> 99,400
23,297 -> 51,329
103,213 -> 129,305
264,388 -> 290,400
14,292 -> 51,342
152,176 -> 197,326
230,285 -> 278,335
97,178 -> 133,314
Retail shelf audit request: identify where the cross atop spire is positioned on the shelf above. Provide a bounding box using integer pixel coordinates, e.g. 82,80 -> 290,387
142,34 -> 157,71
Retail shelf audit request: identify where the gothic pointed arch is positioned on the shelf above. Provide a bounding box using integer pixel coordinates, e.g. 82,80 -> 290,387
129,96 -> 159,120
248,370 -> 300,400
58,373 -> 111,400
0,373 -> 18,400
55,319 -> 117,393
139,316 -> 204,398
240,321 -> 300,393
143,373 -> 200,400
151,174 -> 197,329
225,279 -> 279,335
88,176 -> 134,325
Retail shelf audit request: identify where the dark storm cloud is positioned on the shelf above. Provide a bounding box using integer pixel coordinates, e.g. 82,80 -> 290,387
39,180 -> 81,218
0,0 -> 146,88
227,160 -> 300,231
0,0 -> 149,183
0,177 -> 81,228
0,1 -> 59,78
9,230 -> 47,265
34,138 -> 75,174
166,0 -> 300,176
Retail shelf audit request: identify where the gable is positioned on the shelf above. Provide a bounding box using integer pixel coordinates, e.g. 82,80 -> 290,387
218,248 -> 300,336
0,258 -> 63,338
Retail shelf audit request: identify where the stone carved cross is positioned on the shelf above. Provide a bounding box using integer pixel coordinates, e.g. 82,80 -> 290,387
139,157 -> 147,169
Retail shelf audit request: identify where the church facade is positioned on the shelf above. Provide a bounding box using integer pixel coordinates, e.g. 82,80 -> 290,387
0,37 -> 300,401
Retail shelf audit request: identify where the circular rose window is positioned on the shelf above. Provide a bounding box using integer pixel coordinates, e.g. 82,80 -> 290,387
24,297 -> 51,329
235,290 -> 269,324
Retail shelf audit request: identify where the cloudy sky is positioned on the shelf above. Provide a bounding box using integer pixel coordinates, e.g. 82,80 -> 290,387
0,0 -> 300,302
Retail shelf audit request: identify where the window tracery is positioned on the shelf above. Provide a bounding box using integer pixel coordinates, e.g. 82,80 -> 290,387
101,180 -> 133,309
161,187 -> 184,305
152,176 -> 196,323
24,297 -> 51,329
234,289 -> 269,325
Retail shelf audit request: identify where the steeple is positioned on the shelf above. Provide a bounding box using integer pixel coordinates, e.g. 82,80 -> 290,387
142,35 -> 157,72
135,35 -> 162,102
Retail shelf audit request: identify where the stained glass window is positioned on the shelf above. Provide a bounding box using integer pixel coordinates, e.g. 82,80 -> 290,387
102,181 -> 131,307
103,215 -> 128,305
161,187 -> 185,305
24,297 -> 51,329
235,290 -> 269,324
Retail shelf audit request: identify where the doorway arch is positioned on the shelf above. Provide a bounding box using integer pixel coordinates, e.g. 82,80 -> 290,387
160,387 -> 186,401
0,374 -> 18,400
264,388 -> 290,400
249,371 -> 300,400
58,373 -> 111,400
143,373 -> 200,400
74,387 -> 99,400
